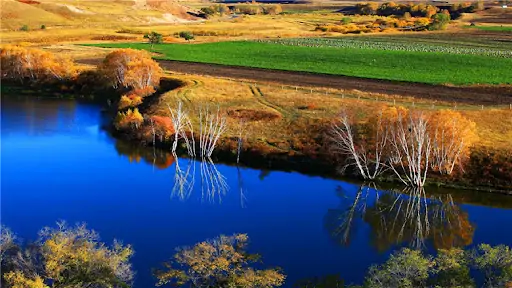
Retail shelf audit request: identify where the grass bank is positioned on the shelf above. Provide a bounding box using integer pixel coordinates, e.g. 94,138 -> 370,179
113,74 -> 512,192
86,41 -> 512,85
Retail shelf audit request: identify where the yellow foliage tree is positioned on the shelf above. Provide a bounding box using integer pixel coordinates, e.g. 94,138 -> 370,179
154,234 -> 286,287
115,108 -> 144,130
0,45 -> 75,82
429,110 -> 478,175
100,48 -> 163,90
4,271 -> 48,288
2,222 -> 133,288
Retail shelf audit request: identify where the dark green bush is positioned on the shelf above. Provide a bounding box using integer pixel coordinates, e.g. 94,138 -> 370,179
178,31 -> 195,41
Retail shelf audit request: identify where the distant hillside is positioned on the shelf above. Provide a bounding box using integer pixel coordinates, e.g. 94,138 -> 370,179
1,0 -> 199,30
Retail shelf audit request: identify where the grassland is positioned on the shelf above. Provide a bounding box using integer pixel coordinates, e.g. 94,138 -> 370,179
465,25 -> 512,32
87,41 -> 512,85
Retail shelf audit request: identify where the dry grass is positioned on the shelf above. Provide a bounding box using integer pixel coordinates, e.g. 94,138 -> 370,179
0,4 -> 417,46
0,0 -> 196,31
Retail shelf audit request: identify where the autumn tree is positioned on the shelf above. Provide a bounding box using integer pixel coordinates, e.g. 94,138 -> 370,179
115,108 -> 144,130
118,87 -> 156,109
363,244 -> 512,287
154,233 -> 286,288
330,107 -> 393,180
365,248 -> 434,287
0,45 -> 75,83
429,12 -> 451,30
100,49 -> 163,90
331,106 -> 477,186
149,115 -> 175,142
429,110 -> 477,175
1,222 -> 134,288
355,2 -> 379,15
387,109 -> 432,187
473,244 -> 512,286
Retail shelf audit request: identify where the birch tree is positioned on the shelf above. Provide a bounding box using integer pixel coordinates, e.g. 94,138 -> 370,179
331,109 -> 389,180
388,110 -> 432,187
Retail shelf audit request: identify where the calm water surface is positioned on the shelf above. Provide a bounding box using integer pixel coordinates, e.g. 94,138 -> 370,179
2,97 -> 512,287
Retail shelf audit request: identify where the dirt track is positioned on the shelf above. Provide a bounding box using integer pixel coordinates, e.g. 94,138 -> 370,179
79,59 -> 512,105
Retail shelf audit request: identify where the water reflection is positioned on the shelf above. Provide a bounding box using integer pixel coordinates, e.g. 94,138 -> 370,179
115,140 -> 239,205
1,97 -> 81,136
171,157 -> 195,201
115,140 -> 175,169
325,185 -> 475,251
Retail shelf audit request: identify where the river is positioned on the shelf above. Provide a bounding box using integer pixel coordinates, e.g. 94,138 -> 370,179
2,96 -> 512,287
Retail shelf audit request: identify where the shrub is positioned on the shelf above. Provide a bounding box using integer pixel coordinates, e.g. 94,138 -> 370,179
200,7 -> 215,17
212,4 -> 230,15
355,2 -> 379,15
429,12 -> 451,30
341,17 -> 352,24
118,87 -> 156,109
41,24 -> 46,30
236,4 -> 263,15
178,31 -> 194,41
263,4 -> 283,15
19,25 -> 29,31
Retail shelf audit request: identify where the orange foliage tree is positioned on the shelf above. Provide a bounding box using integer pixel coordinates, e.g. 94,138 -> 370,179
100,49 -> 163,90
118,87 -> 156,109
150,115 -> 175,142
429,110 -> 478,175
0,45 -> 75,82
331,106 -> 477,186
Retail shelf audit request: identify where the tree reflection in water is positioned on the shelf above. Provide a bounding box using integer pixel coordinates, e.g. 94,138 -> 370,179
171,157 -> 195,201
115,140 -> 175,169
115,140 -> 247,206
325,184 -> 475,251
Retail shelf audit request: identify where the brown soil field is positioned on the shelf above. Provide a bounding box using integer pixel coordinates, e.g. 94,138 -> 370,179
78,58 -> 512,105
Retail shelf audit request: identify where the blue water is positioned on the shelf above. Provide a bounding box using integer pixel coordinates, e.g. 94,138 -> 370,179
2,97 -> 512,287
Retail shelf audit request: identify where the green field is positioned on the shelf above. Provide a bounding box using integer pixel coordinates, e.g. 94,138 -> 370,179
87,41 -> 512,85
465,25 -> 512,32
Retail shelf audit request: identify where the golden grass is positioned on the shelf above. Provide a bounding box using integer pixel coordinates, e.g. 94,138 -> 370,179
0,4 -> 412,46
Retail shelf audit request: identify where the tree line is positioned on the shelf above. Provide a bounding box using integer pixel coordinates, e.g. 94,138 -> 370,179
2,223 -> 510,287
330,106 -> 478,187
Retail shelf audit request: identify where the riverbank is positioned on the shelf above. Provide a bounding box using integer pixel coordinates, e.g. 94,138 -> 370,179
107,75 -> 512,194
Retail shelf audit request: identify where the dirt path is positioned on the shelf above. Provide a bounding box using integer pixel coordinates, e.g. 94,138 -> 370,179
78,58 -> 512,105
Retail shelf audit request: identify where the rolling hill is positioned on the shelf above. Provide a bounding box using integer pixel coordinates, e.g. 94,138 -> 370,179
0,0 -> 199,30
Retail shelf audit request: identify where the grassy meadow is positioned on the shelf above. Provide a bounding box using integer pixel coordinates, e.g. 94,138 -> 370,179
87,40 -> 512,85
